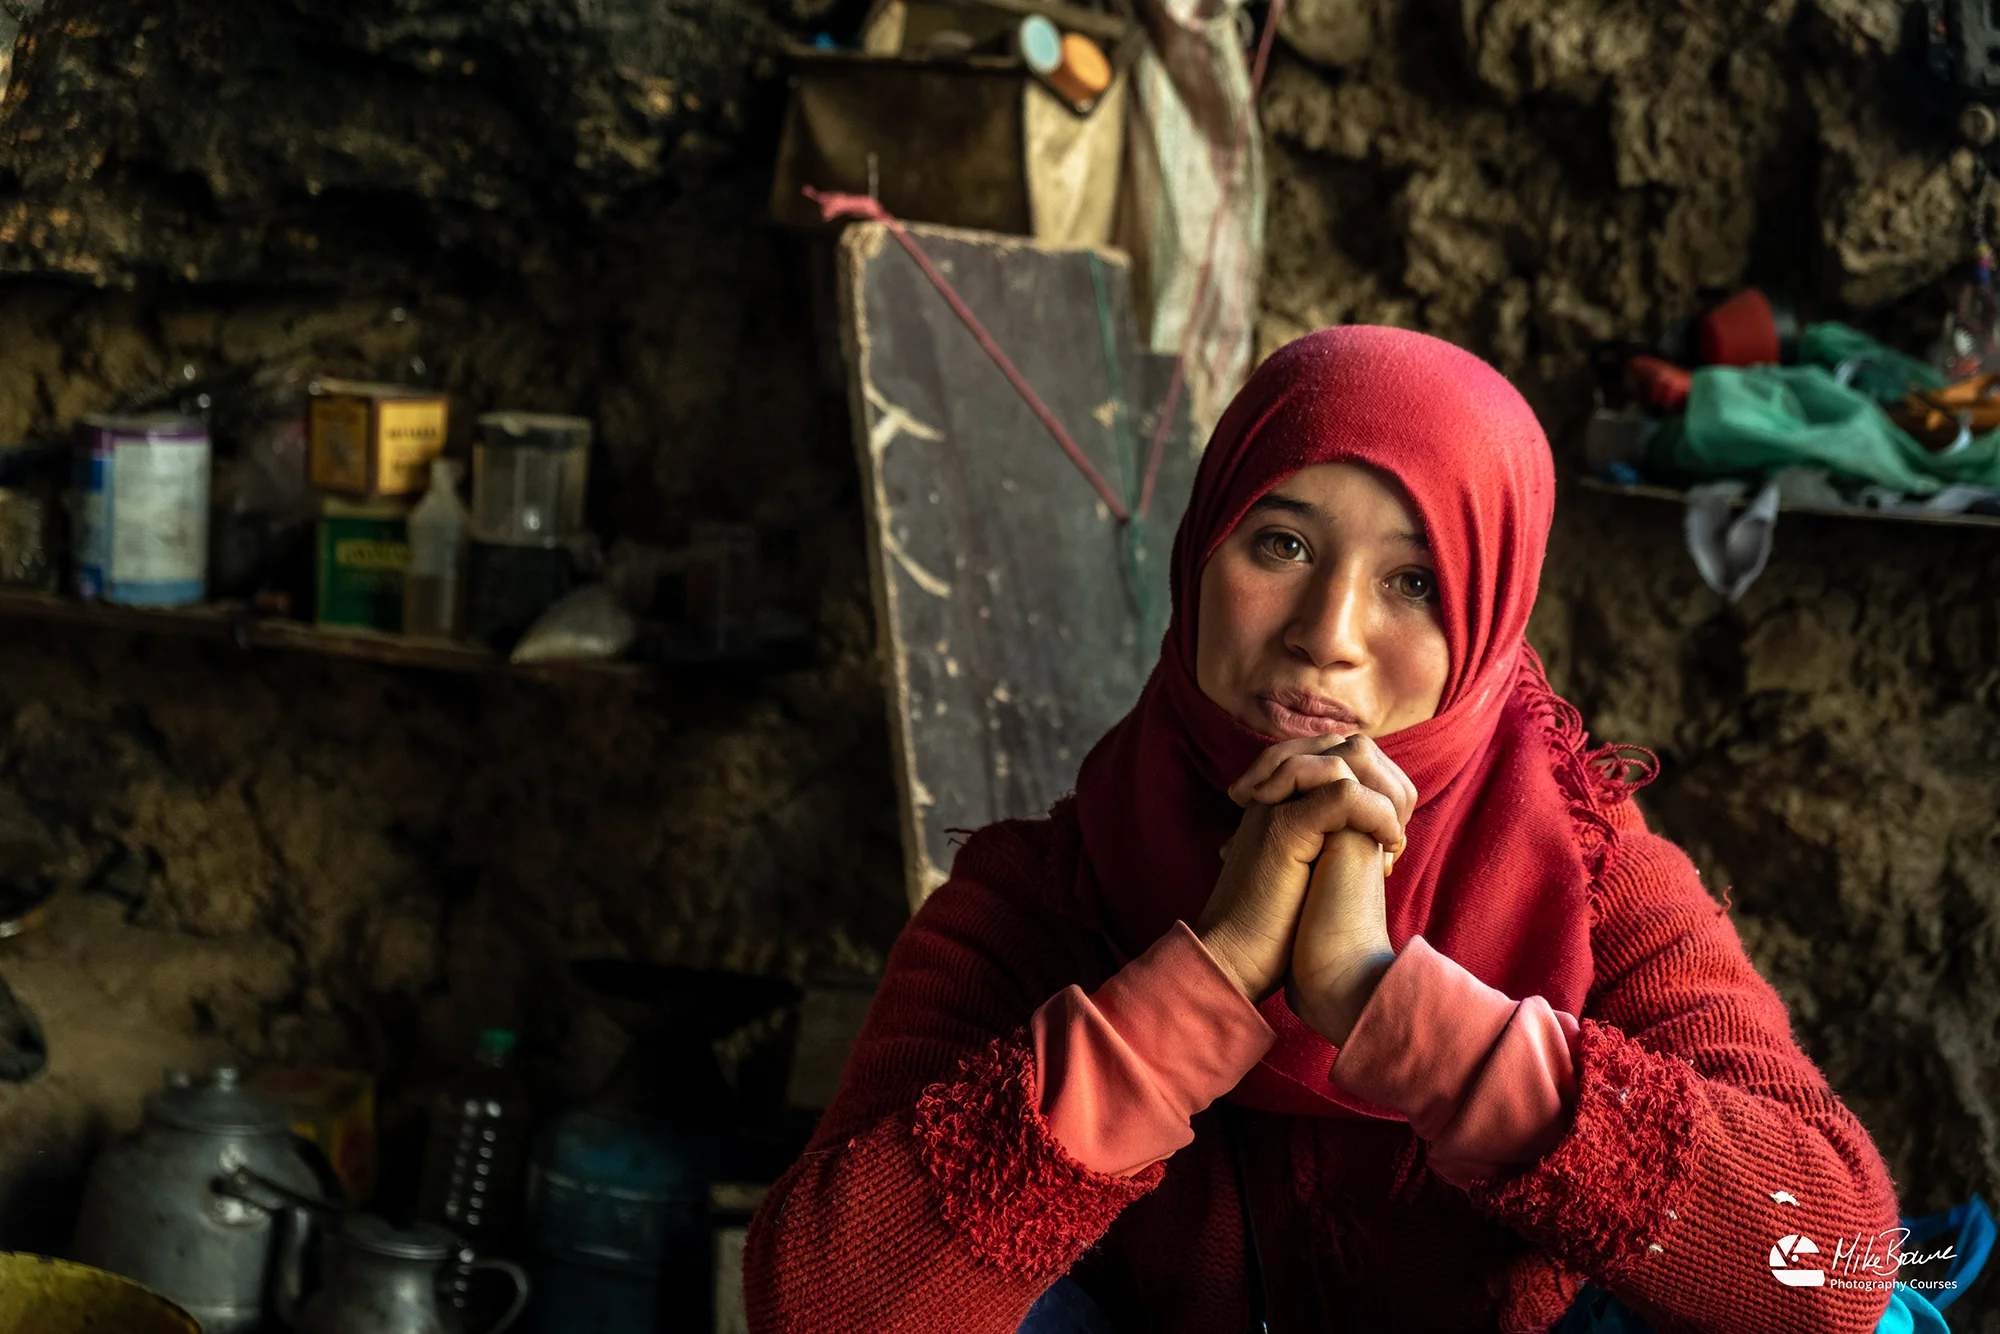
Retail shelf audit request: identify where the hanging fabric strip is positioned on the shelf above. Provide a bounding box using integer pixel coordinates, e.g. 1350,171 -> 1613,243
1136,0 -> 1290,518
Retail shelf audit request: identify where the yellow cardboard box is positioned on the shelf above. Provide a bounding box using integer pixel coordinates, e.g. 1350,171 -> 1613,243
309,379 -> 449,498
251,1067 -> 377,1205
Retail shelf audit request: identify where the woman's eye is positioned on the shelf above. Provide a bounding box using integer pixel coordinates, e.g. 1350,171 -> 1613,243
1392,569 -> 1438,603
1257,532 -> 1308,563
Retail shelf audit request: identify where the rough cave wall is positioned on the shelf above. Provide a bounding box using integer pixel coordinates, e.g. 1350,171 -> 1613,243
0,0 -> 908,1249
1260,0 -> 2000,1325
0,0 -> 1997,1320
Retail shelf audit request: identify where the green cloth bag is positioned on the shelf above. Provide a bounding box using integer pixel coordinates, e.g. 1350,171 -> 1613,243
1662,365 -> 2000,497
1795,322 -> 1946,403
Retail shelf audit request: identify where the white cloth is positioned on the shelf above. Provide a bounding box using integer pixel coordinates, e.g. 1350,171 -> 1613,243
1685,477 -> 1781,603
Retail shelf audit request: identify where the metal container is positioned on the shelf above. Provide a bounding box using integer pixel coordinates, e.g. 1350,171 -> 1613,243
71,1068 -> 325,1334
294,1215 -> 526,1334
525,1107 -> 705,1334
73,414 -> 211,607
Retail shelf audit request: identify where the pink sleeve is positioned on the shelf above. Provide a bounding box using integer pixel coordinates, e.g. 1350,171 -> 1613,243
1030,921 -> 1277,1177
1328,935 -> 1582,1189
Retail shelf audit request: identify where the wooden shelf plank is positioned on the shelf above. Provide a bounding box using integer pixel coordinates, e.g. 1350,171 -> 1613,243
0,587 -> 651,680
1577,476 -> 2000,532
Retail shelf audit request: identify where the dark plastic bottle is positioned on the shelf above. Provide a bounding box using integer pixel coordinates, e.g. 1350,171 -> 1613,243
418,1028 -> 532,1313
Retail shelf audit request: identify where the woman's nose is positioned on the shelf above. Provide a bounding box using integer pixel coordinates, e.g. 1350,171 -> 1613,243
1286,566 -> 1368,668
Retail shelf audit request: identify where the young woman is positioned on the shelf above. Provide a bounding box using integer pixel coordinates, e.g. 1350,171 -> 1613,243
746,327 -> 1901,1332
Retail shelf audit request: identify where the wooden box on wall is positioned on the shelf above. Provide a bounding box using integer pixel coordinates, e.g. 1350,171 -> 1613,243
769,0 -> 1132,248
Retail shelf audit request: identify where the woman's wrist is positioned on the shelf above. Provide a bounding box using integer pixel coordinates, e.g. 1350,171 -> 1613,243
1194,921 -> 1267,1001
1289,947 -> 1398,1046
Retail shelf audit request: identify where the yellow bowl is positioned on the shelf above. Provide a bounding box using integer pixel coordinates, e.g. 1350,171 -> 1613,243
0,1253 -> 198,1332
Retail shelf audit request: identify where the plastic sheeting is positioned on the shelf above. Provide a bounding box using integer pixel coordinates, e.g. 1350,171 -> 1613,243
1116,0 -> 1266,440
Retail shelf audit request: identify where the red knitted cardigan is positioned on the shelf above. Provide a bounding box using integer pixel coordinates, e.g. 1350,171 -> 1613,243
744,795 -> 1900,1333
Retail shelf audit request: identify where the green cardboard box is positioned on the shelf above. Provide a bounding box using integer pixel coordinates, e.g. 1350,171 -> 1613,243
316,498 -> 410,630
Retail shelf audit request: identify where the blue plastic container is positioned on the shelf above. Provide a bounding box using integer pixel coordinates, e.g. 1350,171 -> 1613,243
525,1106 -> 709,1334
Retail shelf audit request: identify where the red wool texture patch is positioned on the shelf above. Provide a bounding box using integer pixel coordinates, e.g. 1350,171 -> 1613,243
1469,1019 -> 1703,1279
1488,1249 -> 1589,1334
912,1032 -> 1165,1279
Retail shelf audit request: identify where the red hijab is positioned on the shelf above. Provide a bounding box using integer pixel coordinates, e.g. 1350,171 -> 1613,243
1073,325 -> 1626,1121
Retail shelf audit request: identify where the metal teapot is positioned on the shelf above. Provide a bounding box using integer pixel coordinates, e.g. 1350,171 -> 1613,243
294,1215 -> 528,1334
71,1067 -> 328,1334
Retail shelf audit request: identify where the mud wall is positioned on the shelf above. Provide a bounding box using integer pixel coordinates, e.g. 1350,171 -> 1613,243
1260,0 -> 2000,1324
0,0 -> 908,1249
0,0 -> 1996,1321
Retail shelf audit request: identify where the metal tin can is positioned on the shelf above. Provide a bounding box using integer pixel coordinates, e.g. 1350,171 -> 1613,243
73,414 -> 211,607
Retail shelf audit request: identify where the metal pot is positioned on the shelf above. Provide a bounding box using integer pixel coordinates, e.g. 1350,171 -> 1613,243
71,1067 -> 328,1334
294,1216 -> 527,1334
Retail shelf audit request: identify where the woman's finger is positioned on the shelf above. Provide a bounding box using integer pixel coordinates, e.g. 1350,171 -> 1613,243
1228,733 -> 1352,805
1329,735 -> 1419,825
1238,753 -> 1357,806
1273,778 -> 1407,863
1237,735 -> 1418,821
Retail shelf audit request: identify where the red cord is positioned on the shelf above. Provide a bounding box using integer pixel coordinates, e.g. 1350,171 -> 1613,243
807,187 -> 1132,521
1137,0 -> 1289,518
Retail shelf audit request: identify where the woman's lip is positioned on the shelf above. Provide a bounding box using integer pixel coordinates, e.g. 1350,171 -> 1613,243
1263,689 -> 1360,723
1260,698 -> 1361,739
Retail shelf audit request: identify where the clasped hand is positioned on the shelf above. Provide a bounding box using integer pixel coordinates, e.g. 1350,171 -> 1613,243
1193,734 -> 1416,1046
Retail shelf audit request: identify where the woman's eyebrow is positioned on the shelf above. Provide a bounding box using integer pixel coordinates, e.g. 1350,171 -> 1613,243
1246,494 -> 1430,550
1245,494 -> 1320,520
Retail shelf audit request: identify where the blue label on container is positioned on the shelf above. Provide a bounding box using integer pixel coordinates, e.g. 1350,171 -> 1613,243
72,454 -> 111,599
106,579 -> 207,608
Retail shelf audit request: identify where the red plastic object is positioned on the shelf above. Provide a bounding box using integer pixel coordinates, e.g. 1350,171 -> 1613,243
1626,354 -> 1693,411
1698,287 -> 1781,366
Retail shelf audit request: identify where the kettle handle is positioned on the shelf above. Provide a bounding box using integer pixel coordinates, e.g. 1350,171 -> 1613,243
270,1201 -> 316,1328
214,1165 -> 340,1329
466,1258 -> 531,1334
217,1163 -> 344,1217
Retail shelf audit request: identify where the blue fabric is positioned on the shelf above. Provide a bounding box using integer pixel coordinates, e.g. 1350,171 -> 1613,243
1897,1196 -> 1994,1311
1551,1281 -> 1948,1334
1876,1286 -> 1952,1334
1017,1278 -> 1118,1334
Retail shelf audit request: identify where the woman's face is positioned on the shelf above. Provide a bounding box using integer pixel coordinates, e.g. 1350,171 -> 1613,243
1195,462 -> 1448,741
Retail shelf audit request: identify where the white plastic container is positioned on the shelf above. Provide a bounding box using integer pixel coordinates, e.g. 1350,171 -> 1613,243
402,459 -> 470,639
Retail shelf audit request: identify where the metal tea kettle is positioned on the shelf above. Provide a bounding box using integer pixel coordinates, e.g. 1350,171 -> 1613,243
71,1067 -> 329,1334
294,1215 -> 528,1334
